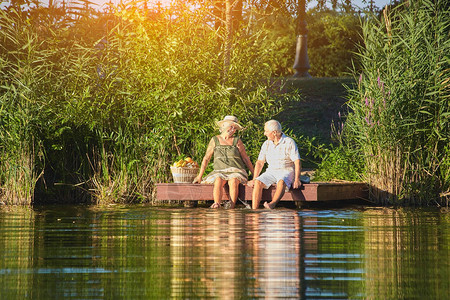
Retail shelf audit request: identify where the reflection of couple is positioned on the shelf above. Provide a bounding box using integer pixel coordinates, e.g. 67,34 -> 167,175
193,116 -> 301,209
170,209 -> 304,299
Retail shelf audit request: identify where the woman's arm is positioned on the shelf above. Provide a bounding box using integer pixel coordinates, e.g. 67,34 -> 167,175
193,138 -> 215,183
236,139 -> 254,176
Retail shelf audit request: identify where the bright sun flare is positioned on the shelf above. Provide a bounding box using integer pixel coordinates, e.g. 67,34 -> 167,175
91,0 -> 173,8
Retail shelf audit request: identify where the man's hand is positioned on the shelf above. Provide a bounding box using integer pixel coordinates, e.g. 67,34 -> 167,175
247,180 -> 254,187
293,159 -> 302,189
292,179 -> 301,189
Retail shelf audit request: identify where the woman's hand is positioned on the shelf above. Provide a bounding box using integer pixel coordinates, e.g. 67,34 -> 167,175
192,138 -> 214,184
192,175 -> 201,184
247,180 -> 254,187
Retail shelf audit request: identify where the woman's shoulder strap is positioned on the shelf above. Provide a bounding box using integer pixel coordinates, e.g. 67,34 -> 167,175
233,136 -> 240,146
212,136 -> 219,146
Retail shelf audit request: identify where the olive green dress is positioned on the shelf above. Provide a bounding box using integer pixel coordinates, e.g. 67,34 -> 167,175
201,136 -> 248,184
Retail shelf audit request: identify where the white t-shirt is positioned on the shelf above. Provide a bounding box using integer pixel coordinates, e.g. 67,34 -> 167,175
257,134 -> 301,171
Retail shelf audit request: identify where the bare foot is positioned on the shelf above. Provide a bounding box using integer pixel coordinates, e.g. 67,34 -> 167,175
210,202 -> 221,209
264,202 -> 274,209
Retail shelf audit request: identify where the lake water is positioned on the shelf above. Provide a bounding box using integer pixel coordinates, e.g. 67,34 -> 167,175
0,204 -> 448,299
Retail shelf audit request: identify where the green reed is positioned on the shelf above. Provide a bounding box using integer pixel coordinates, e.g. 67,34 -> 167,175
344,0 -> 449,205
0,1 -> 297,204
0,8 -> 45,205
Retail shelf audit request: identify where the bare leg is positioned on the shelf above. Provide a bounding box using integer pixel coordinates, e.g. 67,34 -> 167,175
264,180 -> 286,209
228,178 -> 239,208
252,180 -> 264,209
212,177 -> 226,208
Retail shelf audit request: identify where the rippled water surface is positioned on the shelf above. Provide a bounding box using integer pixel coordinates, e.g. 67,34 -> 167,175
0,205 -> 448,299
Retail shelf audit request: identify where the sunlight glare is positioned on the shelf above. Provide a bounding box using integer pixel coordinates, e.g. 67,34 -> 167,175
98,0 -> 173,9
10,0 -> 175,9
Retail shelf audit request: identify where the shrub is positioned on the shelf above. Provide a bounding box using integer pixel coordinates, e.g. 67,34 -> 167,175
306,8 -> 363,77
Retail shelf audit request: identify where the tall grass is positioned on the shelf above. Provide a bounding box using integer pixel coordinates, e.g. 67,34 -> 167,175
0,1 -> 298,205
0,9 -> 45,205
344,0 -> 449,206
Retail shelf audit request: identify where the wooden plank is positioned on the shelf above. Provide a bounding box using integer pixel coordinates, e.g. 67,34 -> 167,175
156,183 -> 215,201
155,182 -> 368,202
316,182 -> 368,201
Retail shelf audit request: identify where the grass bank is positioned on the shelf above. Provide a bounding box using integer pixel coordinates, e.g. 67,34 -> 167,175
277,77 -> 355,145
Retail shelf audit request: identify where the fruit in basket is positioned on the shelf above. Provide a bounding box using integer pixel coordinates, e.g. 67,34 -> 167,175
173,157 -> 199,168
173,159 -> 184,167
185,157 -> 199,168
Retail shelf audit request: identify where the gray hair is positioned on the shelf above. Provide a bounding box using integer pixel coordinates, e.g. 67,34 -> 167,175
265,120 -> 282,134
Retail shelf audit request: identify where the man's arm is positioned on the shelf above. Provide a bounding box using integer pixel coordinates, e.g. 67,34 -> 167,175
247,160 -> 264,187
292,159 -> 302,189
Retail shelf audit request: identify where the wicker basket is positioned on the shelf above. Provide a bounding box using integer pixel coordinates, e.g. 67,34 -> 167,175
170,166 -> 199,183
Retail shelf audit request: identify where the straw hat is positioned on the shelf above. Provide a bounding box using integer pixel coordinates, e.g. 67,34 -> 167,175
216,115 -> 243,130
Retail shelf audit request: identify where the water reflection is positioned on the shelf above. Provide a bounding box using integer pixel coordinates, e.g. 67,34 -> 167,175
169,209 -> 306,298
363,208 -> 449,300
173,210 -> 249,298
0,205 -> 448,299
0,206 -> 35,299
246,211 -> 304,298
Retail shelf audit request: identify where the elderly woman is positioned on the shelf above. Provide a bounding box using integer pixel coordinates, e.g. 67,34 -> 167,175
193,116 -> 254,208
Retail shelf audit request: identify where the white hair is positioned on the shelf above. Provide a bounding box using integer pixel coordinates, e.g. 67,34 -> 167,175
265,120 -> 282,134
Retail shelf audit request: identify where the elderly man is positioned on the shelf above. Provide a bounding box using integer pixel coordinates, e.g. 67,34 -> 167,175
247,120 -> 302,209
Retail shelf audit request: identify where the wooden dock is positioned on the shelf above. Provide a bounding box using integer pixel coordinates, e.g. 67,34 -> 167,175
155,182 -> 369,204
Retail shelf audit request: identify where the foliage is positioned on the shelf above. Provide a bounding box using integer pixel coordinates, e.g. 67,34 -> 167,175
236,3 -> 364,77
240,3 -> 297,77
306,8 -> 363,77
0,0 -> 298,204
314,144 -> 364,181
0,89 -> 41,205
340,0 -> 450,206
